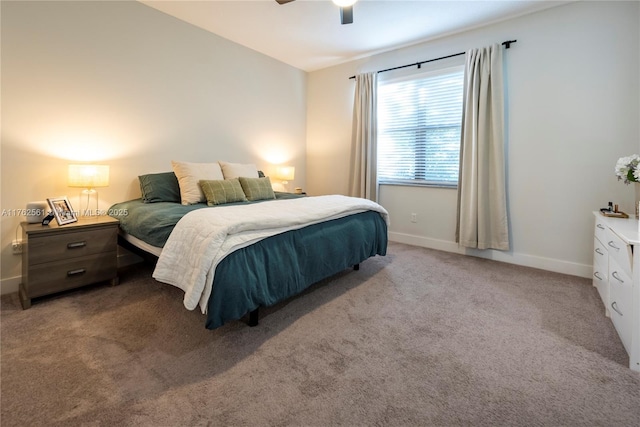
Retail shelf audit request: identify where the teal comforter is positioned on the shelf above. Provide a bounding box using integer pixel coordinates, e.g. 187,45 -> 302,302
208,210 -> 387,328
109,196 -> 388,329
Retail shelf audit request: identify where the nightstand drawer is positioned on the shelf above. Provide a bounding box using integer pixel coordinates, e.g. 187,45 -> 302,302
25,252 -> 117,298
28,227 -> 117,265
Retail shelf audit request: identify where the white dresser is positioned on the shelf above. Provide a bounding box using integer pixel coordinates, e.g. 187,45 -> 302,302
592,212 -> 640,371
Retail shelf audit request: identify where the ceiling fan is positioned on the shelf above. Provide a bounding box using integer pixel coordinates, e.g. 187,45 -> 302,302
276,0 -> 356,25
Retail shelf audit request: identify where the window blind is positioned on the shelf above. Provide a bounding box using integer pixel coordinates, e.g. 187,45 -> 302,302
377,66 -> 464,186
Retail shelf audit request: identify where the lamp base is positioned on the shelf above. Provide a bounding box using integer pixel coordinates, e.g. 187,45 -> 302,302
77,189 -> 100,217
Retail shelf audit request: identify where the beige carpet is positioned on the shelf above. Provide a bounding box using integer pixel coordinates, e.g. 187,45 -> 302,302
2,242 -> 639,426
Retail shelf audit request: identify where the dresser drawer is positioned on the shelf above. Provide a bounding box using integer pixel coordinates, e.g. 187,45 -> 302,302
605,227 -> 632,278
594,219 -> 608,245
24,252 -> 117,298
27,226 -> 117,265
609,257 -> 633,353
593,236 -> 607,267
592,238 -> 608,309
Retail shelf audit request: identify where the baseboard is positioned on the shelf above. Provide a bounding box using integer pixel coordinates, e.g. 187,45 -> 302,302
1,276 -> 21,296
388,232 -> 592,279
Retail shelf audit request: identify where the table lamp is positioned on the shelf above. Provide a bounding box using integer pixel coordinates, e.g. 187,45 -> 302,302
276,166 -> 295,192
68,164 -> 109,217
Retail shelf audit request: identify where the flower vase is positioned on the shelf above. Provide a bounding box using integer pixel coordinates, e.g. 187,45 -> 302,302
635,183 -> 640,218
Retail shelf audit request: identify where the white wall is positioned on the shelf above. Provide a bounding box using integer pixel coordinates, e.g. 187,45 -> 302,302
0,1 -> 307,288
307,0 -> 640,277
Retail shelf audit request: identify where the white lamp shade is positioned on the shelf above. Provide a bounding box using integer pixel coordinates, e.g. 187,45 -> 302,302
68,164 -> 110,188
276,166 -> 295,181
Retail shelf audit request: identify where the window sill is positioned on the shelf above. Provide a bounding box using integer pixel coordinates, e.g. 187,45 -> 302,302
379,181 -> 457,189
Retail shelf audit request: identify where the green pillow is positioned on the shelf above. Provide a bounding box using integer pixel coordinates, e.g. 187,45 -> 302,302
239,177 -> 276,201
139,172 -> 181,203
199,178 -> 248,206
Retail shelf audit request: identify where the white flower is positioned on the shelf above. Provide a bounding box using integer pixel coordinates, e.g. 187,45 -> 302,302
616,154 -> 640,184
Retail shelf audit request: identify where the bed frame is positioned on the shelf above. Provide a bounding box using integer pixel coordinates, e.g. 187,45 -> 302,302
245,263 -> 359,327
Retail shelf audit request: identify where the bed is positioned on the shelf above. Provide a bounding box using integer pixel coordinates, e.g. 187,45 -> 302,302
109,174 -> 388,329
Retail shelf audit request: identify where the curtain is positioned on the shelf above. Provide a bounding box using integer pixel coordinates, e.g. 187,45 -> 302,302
349,72 -> 378,202
456,43 -> 509,250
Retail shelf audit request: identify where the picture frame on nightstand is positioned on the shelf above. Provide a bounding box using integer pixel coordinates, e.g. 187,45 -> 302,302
47,196 -> 77,225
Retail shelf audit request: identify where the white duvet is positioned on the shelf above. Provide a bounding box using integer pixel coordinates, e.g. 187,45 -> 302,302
152,195 -> 389,314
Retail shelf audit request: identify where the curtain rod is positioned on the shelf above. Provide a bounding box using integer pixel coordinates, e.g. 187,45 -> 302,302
348,39 -> 517,80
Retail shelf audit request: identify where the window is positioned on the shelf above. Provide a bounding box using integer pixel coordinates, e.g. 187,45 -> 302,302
377,66 -> 464,187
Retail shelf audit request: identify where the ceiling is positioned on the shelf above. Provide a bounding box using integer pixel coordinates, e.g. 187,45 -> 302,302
139,0 -> 569,72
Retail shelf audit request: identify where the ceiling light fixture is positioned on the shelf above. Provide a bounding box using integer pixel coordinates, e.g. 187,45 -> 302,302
332,0 -> 357,6
277,0 -> 356,25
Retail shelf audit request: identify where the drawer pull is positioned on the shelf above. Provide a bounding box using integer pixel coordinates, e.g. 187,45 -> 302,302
612,271 -> 624,283
67,268 -> 86,277
595,248 -> 604,256
611,301 -> 623,316
607,241 -> 620,251
593,271 -> 604,280
67,241 -> 87,249
597,224 -> 605,230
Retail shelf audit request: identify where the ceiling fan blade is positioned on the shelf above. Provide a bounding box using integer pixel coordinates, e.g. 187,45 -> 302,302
340,6 -> 353,25
275,0 -> 296,4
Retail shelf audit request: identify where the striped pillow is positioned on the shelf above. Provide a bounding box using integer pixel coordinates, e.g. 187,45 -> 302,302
238,177 -> 276,201
199,178 -> 248,206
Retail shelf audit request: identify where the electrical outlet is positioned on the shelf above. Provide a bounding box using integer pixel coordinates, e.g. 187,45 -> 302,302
410,213 -> 417,223
12,240 -> 23,255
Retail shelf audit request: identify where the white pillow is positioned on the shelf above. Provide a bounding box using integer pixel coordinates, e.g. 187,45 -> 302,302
219,161 -> 259,180
171,160 -> 224,205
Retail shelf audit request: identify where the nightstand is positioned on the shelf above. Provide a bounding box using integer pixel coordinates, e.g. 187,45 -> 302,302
19,216 -> 120,309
